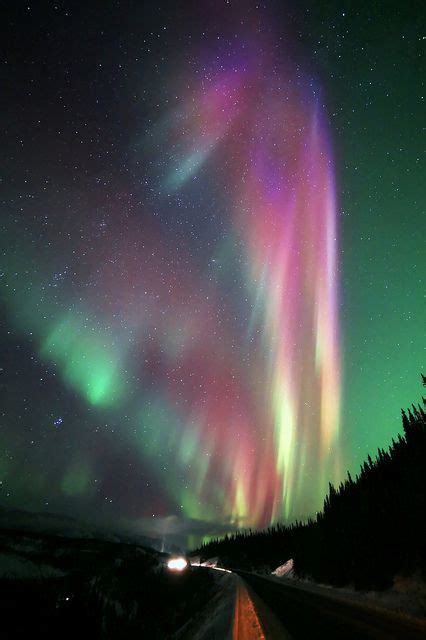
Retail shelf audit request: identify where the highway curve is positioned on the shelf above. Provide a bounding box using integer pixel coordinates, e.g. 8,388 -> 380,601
237,572 -> 426,640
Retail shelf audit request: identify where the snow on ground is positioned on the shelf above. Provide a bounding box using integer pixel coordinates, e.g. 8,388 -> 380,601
172,570 -> 236,640
0,507 -> 161,548
1,537 -> 44,555
270,561 -> 426,620
192,557 -> 220,569
271,558 -> 294,578
0,552 -> 65,579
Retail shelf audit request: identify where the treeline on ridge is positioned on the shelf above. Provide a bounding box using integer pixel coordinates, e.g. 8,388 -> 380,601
193,376 -> 426,590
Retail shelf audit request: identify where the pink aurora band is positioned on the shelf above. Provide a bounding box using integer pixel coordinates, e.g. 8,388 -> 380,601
4,23 -> 342,535
157,35 -> 342,528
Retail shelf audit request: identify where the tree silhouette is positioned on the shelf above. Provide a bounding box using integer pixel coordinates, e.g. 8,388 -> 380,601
193,375 -> 426,590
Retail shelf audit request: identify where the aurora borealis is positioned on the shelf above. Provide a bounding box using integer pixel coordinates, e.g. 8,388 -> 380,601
1,1 -> 424,546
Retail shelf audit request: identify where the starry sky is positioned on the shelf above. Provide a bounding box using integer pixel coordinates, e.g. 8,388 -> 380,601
1,1 -> 424,547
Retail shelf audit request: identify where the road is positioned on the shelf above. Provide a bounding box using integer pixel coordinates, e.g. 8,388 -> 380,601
233,575 -> 291,640
235,571 -> 426,640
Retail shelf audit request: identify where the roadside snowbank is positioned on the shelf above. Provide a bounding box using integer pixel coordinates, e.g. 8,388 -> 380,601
271,561 -> 426,619
272,558 -> 294,578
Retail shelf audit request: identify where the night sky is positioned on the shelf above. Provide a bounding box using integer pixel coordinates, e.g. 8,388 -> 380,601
1,1 -> 424,547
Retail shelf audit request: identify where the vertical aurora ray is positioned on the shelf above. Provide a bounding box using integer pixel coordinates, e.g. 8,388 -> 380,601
234,96 -> 342,521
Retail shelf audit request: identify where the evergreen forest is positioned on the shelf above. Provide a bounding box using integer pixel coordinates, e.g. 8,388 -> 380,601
193,376 -> 426,590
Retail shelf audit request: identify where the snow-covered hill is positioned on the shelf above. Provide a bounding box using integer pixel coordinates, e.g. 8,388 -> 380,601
0,506 -> 161,548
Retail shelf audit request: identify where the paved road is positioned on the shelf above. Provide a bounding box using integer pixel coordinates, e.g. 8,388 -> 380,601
233,575 -> 292,640
237,571 -> 426,639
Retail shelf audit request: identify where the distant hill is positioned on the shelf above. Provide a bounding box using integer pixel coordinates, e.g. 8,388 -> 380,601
0,506 -> 162,550
0,516 -> 217,638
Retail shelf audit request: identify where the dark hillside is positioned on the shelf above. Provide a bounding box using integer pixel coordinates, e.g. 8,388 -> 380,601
0,529 -> 215,639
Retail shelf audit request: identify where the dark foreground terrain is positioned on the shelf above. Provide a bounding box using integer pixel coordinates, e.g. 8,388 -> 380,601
0,528 -> 216,639
240,571 -> 426,639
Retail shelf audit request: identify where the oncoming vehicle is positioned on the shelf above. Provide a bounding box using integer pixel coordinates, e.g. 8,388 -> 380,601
166,555 -> 189,572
